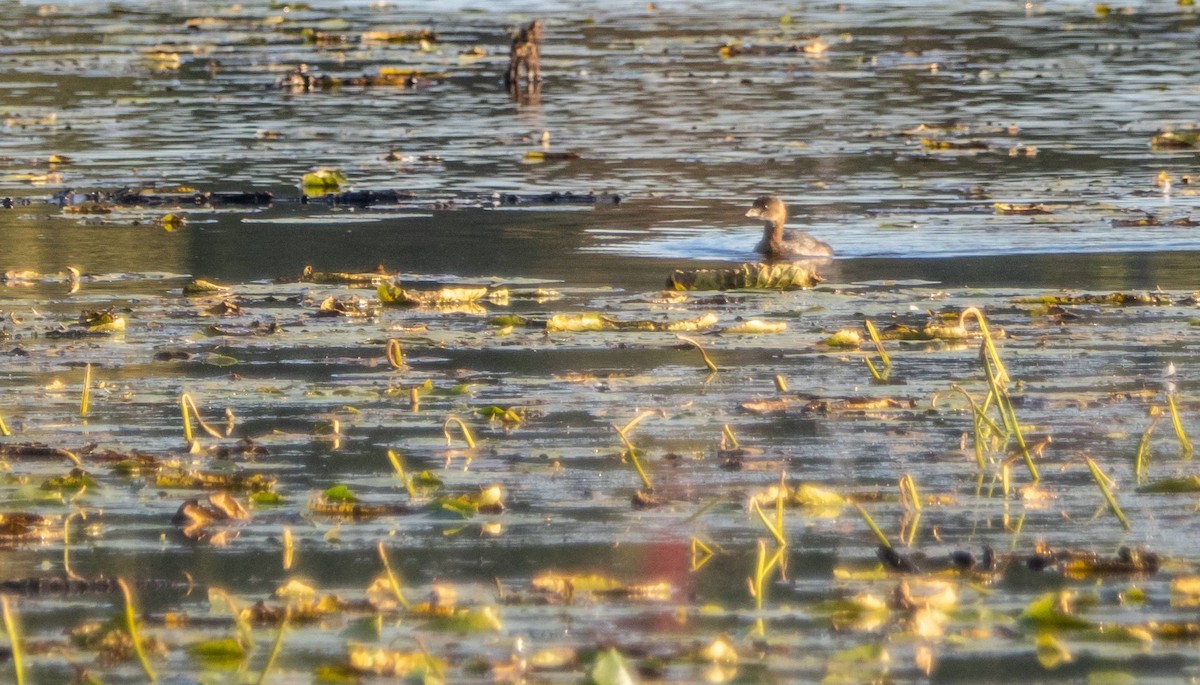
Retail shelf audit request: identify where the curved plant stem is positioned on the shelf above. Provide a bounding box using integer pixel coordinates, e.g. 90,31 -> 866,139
180,392 -> 224,445
386,339 -> 404,369
1085,457 -> 1132,531
442,416 -> 477,449
118,578 -> 157,682
676,335 -> 718,373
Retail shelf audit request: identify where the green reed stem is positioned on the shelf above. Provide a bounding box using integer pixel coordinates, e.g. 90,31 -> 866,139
982,351 -> 1037,481
615,429 -> 653,490
80,363 -> 92,418
899,474 -> 922,513
1168,394 -> 1193,456
1134,409 -> 1162,486
721,424 -> 739,450
850,500 -> 892,548
377,542 -> 411,611
386,449 -> 417,498
2,596 -> 24,685
1085,457 -> 1132,531
751,501 -> 786,547
864,319 -> 891,381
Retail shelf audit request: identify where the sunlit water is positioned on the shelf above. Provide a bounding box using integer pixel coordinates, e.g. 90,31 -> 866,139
3,1 -> 1200,683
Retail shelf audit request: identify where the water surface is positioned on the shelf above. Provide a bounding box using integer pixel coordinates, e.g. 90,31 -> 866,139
2,1 -> 1200,683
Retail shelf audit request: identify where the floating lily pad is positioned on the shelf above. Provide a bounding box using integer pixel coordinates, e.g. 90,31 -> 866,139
301,168 -> 347,194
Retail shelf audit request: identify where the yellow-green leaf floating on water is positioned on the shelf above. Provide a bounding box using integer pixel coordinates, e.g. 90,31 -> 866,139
81,309 -> 126,334
377,282 -> 497,307
41,468 -> 98,491
188,637 -> 247,665
550,312 -> 720,332
499,312 -> 721,332
425,605 -> 503,633
793,483 -> 846,509
666,262 -> 820,291
725,319 -> 787,334
824,321 -> 970,346
436,484 -> 504,518
1019,591 -> 1094,630
322,485 -> 357,503
824,329 -> 863,347
1138,476 -> 1200,493
183,279 -> 229,296
1151,130 -> 1200,149
546,313 -> 615,332
301,167 -> 347,194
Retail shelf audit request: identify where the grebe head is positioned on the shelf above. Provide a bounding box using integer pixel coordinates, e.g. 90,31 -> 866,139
745,195 -> 787,225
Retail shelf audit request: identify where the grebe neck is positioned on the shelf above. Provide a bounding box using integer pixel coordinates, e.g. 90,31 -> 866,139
764,219 -> 784,246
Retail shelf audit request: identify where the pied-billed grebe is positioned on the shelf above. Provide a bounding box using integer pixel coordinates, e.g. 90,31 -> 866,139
745,195 -> 834,260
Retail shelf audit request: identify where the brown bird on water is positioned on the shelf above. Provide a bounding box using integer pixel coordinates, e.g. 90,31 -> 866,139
745,195 -> 834,260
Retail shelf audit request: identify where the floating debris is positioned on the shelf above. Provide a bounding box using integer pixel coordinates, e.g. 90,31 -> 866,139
45,309 -> 127,338
377,283 -> 495,307
0,443 -> 80,462
306,189 -> 418,207
488,191 -> 620,206
173,492 -> 250,541
316,295 -> 377,318
666,263 -> 820,291
183,279 -> 229,297
308,486 -> 412,519
1013,292 -> 1175,306
287,264 -> 392,285
921,139 -> 989,151
60,188 -> 272,208
155,468 -> 276,492
0,513 -> 58,544
993,202 -> 1053,215
1151,130 -> 1200,149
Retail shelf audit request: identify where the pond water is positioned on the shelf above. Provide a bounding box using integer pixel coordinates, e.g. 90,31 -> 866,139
3,1 -> 1200,683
